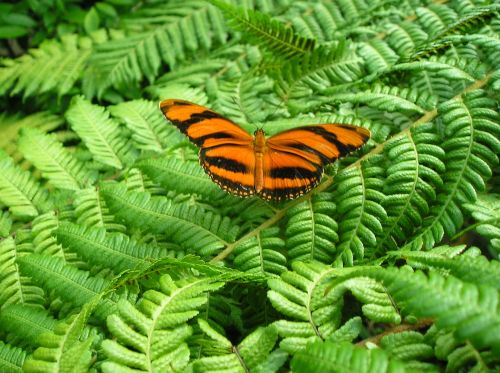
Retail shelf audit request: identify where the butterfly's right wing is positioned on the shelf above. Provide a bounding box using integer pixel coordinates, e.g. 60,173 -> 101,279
160,99 -> 256,198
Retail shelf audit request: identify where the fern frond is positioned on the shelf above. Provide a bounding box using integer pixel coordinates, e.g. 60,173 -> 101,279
275,43 -> 364,103
0,156 -> 52,219
22,297 -> 99,373
87,1 -> 227,93
386,21 -> 429,57
0,237 -> 45,308
285,193 -> 338,263
415,4 -> 459,39
101,274 -> 224,372
0,211 -> 12,237
73,187 -> 126,232
331,267 -> 500,354
110,99 -> 184,153
357,39 -> 399,73
0,112 -> 64,157
17,128 -> 97,191
17,254 -> 123,320
267,261 -> 346,353
380,331 -> 435,371
0,341 -> 26,373
65,96 -> 135,169
0,304 -> 57,347
334,157 -> 386,264
392,250 -> 500,290
137,158 -> 225,199
211,0 -> 315,59
324,84 -> 435,115
376,123 -> 445,252
56,222 -> 180,273
191,319 -> 280,372
30,212 -> 66,259
101,184 -> 239,256
291,341 -> 406,373
462,193 -> 500,258
407,91 -> 500,250
329,276 -> 401,324
0,34 -> 91,98
232,227 -> 286,276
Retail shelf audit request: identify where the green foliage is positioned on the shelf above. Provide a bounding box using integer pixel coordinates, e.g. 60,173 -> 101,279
0,0 -> 498,371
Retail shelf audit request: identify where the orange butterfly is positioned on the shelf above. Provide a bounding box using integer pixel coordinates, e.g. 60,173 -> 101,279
160,99 -> 370,201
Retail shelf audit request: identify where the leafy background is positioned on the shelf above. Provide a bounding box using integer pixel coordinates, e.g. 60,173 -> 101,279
0,0 -> 499,372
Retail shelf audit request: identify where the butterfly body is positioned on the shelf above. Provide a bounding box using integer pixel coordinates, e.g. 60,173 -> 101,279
160,99 -> 370,201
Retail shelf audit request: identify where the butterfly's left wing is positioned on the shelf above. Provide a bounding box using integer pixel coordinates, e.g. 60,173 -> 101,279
261,124 -> 370,200
160,99 -> 257,198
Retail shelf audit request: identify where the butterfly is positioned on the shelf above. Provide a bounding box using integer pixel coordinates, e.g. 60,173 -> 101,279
160,99 -> 370,201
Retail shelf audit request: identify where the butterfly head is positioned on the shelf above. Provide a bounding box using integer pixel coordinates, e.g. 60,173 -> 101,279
253,128 -> 266,136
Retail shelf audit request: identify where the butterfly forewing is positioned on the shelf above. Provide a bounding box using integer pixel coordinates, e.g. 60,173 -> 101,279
160,99 -> 253,146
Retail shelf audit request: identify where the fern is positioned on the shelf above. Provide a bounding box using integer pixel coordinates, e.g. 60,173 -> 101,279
65,96 -> 136,169
406,91 -> 500,250
56,222 -> 180,273
110,99 -> 185,153
0,341 -> 26,373
334,156 -> 387,264
101,183 -> 239,256
291,340 -> 406,373
87,1 -> 227,93
17,128 -> 97,191
0,237 -> 44,308
285,193 -> 338,263
101,274 -> 224,372
211,0 -> 315,59
0,34 -> 91,98
0,156 -> 52,219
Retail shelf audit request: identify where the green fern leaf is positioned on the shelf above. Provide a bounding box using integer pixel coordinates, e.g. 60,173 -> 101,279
407,91 -> 500,249
334,158 -> 386,264
285,193 -> 338,263
0,237 -> 45,307
291,341 -> 406,373
17,254 -> 126,320
102,274 -> 224,372
0,112 -> 64,156
17,128 -> 97,191
65,96 -> 136,169
275,43 -> 364,103
56,222 -> 180,273
463,193 -> 500,258
137,157 -> 225,199
380,331 -> 435,371
392,250 -> 500,290
73,187 -> 126,232
333,267 -> 500,353
211,0 -> 315,59
0,304 -> 57,347
192,319 -> 280,372
0,211 -> 12,237
22,298 -> 99,373
377,123 -> 445,252
0,156 -> 52,218
88,1 -> 227,93
110,99 -> 185,153
267,261 -> 343,353
0,34 -> 91,98
0,341 -> 26,373
101,184 -> 239,256
233,227 -> 286,276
